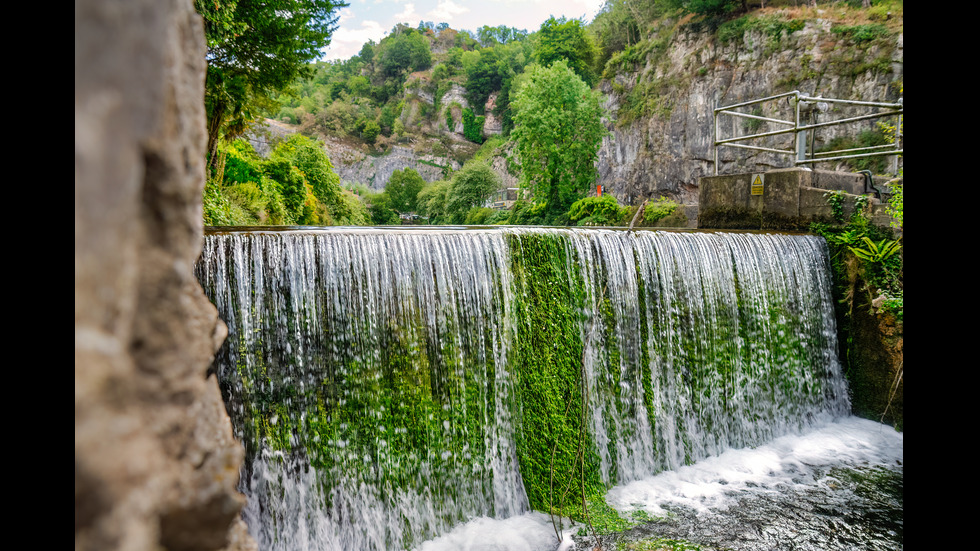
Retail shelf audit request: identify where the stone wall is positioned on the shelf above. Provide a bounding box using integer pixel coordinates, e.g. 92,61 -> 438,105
75,1 -> 252,550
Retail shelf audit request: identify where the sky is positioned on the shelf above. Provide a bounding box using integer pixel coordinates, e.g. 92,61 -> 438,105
323,0 -> 608,61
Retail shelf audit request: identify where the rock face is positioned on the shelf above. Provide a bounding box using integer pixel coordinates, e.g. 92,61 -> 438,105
596,19 -> 903,206
75,1 -> 251,550
324,138 -> 462,191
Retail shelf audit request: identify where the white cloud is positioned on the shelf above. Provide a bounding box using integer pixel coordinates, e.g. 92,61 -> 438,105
330,19 -> 386,49
395,2 -> 418,21
430,1 -> 469,22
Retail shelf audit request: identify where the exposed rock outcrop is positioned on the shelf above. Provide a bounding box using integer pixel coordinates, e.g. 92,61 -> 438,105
322,137 -> 463,190
75,1 -> 251,549
596,18 -> 903,206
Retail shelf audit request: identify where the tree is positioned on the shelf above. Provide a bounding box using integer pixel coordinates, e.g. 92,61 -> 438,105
385,168 -> 426,213
511,61 -> 606,220
416,180 -> 451,223
534,17 -> 599,87
445,162 -> 502,223
276,135 -> 346,210
196,0 -> 348,163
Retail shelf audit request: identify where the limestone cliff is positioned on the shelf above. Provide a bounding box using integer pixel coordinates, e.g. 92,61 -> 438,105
75,1 -> 252,550
595,15 -> 903,205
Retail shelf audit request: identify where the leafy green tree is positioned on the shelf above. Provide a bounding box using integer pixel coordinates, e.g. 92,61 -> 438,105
445,162 -> 502,223
376,25 -> 432,78
534,17 -> 599,87
263,158 -> 318,224
464,48 -> 507,113
385,168 -> 426,212
365,191 -> 401,225
512,61 -> 606,220
271,135 -> 344,211
196,0 -> 348,162
416,180 -> 451,223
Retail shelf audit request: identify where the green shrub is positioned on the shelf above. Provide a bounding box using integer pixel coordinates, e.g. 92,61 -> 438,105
463,207 -> 495,224
832,23 -> 890,43
567,195 -> 629,226
508,200 -> 548,225
643,195 -> 678,223
462,107 -> 485,143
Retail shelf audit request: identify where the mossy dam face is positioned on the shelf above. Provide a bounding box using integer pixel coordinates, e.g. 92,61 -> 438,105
196,227 -> 901,550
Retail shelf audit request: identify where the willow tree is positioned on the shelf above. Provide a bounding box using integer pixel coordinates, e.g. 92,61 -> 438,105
511,60 -> 605,220
196,0 -> 347,163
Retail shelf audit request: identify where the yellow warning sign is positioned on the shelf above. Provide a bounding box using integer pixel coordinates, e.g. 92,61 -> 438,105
751,173 -> 764,196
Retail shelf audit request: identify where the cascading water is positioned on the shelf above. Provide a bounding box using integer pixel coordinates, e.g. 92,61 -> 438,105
198,229 -> 526,550
196,227 -> 887,551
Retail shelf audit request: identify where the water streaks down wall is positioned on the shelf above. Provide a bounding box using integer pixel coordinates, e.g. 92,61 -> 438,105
196,228 -> 850,550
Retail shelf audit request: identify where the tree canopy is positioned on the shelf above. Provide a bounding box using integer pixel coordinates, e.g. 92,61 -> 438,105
512,60 -> 606,220
385,168 -> 426,213
445,162 -> 502,223
196,0 -> 347,161
534,16 -> 599,87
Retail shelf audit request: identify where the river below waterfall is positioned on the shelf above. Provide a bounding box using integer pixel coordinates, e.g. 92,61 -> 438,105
420,416 -> 902,551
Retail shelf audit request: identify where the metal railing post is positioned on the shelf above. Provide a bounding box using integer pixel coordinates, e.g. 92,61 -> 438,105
712,90 -> 902,175
713,98 -> 719,175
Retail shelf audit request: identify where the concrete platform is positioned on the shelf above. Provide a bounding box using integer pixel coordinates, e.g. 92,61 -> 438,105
698,168 -> 896,230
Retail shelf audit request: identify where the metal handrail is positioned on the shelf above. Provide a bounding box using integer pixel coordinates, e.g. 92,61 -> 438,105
713,90 -> 903,175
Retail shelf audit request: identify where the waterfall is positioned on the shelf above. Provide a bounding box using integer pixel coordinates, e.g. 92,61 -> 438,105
196,227 -> 850,550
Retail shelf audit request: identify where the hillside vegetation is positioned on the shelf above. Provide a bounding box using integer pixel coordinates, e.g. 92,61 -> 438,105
202,0 -> 903,228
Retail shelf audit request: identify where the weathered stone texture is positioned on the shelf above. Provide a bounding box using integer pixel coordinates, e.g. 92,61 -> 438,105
75,1 -> 251,550
597,21 -> 903,206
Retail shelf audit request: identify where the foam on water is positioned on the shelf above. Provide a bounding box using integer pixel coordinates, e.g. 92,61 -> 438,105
606,415 -> 903,517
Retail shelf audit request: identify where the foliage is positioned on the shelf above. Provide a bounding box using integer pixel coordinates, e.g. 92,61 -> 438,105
375,24 -> 432,78
202,136 -> 367,227
825,190 -> 847,223
567,195 -> 629,226
203,179 -> 236,226
508,200 -> 549,225
476,25 -> 528,47
592,0 -> 657,71
270,134 -> 357,223
196,0 -> 348,159
262,158 -> 318,224
462,207 -> 509,225
848,236 -> 901,264
886,180 -> 903,230
512,61 -> 606,221
385,168 -> 426,213
811,192 -> 903,320
361,119 -> 381,144
832,23 -> 891,43
416,180 -> 451,223
445,162 -> 502,223
462,108 -> 485,144
464,48 -> 507,114
365,191 -> 401,225
684,0 -> 739,17
534,17 -> 599,87
643,195 -> 679,223
717,14 -> 806,45
336,189 -> 371,225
